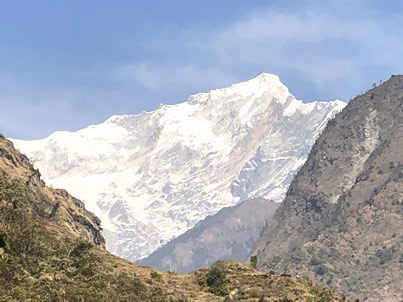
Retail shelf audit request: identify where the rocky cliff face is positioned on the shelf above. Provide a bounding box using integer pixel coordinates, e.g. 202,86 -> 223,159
253,76 -> 403,301
140,198 -> 279,273
0,134 -> 104,247
12,73 -> 345,261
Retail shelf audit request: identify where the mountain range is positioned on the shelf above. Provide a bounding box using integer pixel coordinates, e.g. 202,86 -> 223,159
12,73 -> 346,261
0,133 -> 346,301
3,73 -> 401,301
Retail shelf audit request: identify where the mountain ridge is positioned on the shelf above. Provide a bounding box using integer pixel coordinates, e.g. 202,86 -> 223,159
139,198 -> 279,273
253,75 -> 403,301
12,73 -> 346,260
0,133 -> 104,248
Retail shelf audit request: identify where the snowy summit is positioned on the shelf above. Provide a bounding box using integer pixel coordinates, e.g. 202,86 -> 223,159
12,73 -> 346,261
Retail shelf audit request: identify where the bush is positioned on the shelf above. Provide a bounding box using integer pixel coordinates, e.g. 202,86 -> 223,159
205,261 -> 231,296
151,270 -> 162,281
307,285 -> 334,302
250,255 -> 257,269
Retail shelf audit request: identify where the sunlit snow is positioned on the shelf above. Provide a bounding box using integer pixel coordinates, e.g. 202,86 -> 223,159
12,73 -> 346,260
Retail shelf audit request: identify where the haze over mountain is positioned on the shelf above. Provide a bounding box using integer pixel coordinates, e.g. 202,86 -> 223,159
12,73 -> 346,261
253,75 -> 403,301
140,198 -> 279,273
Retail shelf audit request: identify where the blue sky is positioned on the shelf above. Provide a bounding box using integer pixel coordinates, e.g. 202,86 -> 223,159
1,0 -> 403,139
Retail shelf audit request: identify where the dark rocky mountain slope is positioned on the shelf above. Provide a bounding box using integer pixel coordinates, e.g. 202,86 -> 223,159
253,76 -> 403,301
140,198 -> 279,273
0,134 -> 346,301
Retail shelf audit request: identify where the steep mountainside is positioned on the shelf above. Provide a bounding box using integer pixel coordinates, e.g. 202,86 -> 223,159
140,198 -> 279,273
12,73 -> 345,261
0,134 -> 104,248
253,76 -> 403,301
0,134 -> 346,301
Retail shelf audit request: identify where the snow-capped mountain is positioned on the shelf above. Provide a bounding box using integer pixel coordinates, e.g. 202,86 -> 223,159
12,73 -> 346,261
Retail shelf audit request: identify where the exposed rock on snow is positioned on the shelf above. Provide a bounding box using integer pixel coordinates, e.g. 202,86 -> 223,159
12,73 -> 345,260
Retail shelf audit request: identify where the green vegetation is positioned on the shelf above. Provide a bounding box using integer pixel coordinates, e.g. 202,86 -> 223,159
250,255 -> 257,268
195,260 -> 346,301
204,261 -> 231,296
150,270 -> 162,281
0,172 -> 150,301
306,285 -> 335,302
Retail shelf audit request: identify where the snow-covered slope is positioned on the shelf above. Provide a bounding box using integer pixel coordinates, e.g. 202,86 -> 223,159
12,73 -> 346,261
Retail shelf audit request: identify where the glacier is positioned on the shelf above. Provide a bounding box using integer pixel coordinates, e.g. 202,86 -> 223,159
12,73 -> 346,261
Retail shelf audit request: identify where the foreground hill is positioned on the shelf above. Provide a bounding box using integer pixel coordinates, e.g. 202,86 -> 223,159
0,135 -> 346,301
140,198 -> 279,273
253,76 -> 403,301
12,73 -> 345,261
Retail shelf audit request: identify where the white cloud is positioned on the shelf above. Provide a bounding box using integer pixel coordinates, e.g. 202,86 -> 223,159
114,3 -> 403,103
175,4 -> 403,99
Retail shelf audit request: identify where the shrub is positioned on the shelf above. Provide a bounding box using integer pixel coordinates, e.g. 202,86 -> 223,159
205,261 -> 231,296
151,270 -> 162,281
250,255 -> 257,269
307,285 -> 334,302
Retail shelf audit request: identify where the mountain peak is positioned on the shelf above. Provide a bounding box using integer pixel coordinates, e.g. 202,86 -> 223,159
229,72 -> 286,93
12,75 -> 346,261
227,72 -> 290,101
252,72 -> 281,82
188,72 -> 290,105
